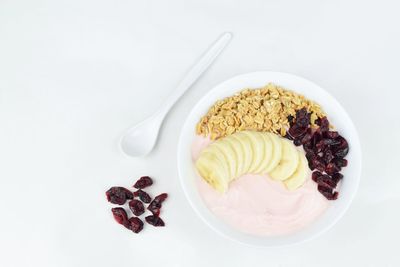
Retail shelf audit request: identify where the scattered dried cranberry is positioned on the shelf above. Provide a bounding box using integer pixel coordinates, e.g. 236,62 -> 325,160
148,203 -> 161,216
318,185 -> 338,200
111,207 -> 128,225
148,193 -> 168,216
129,199 -> 145,216
126,217 -> 144,233
156,193 -> 168,202
107,176 -> 168,234
145,215 -> 165,227
134,189 -> 152,203
133,176 -> 153,189
106,187 -> 133,205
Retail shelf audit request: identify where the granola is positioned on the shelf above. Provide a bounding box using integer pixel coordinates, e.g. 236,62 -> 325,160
196,83 -> 326,140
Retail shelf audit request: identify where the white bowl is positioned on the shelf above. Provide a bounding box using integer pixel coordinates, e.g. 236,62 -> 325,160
177,71 -> 362,247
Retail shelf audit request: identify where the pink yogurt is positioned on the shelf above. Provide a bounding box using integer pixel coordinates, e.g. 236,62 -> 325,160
192,135 -> 330,236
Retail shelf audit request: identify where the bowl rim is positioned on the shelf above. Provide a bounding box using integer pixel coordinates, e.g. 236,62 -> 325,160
177,71 -> 362,247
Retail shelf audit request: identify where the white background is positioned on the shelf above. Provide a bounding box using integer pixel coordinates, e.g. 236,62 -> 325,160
0,0 -> 399,266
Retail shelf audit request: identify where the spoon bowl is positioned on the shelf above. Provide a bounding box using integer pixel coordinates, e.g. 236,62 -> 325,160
120,113 -> 163,157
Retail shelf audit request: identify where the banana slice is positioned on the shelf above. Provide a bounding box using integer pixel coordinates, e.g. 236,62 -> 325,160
230,132 -> 253,176
223,135 -> 245,178
284,151 -> 309,190
195,130 -> 306,193
221,138 -> 242,180
254,133 -> 274,174
201,142 -> 231,178
269,138 -> 299,181
261,133 -> 282,174
195,151 -> 230,193
222,137 -> 241,180
209,139 -> 236,179
242,131 -> 265,173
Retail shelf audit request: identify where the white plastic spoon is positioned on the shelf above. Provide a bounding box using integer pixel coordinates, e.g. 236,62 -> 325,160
120,32 -> 232,157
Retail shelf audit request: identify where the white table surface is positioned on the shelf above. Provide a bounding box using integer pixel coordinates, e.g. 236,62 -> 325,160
1,0 -> 399,266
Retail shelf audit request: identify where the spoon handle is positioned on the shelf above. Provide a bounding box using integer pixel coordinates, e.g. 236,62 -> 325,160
156,32 -> 233,117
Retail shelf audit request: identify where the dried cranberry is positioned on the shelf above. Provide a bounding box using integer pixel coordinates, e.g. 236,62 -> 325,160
315,140 -> 326,153
332,173 -> 344,183
134,189 -> 152,203
129,199 -> 145,216
324,138 -> 341,146
316,139 -> 338,152
318,185 -> 338,200
312,171 -> 323,182
316,175 -> 337,189
308,160 -> 315,171
334,136 -> 349,150
311,131 -> 322,148
295,108 -> 311,127
106,187 -> 133,205
324,131 -> 339,139
126,217 -> 144,233
293,138 -> 302,146
312,157 -> 326,172
326,162 -> 341,175
334,147 -> 349,158
284,133 -> 294,140
133,176 -> 153,189
148,193 -> 168,216
300,129 -> 313,145
145,215 -> 165,227
154,193 -> 168,202
306,151 -> 316,161
111,207 -> 128,225
285,111 -> 348,201
333,158 -> 348,167
303,144 -> 314,155
296,116 -> 310,128
288,125 -> 308,139
287,115 -> 295,126
323,149 -> 334,164
295,108 -> 308,118
148,206 -> 160,216
318,117 -> 330,132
